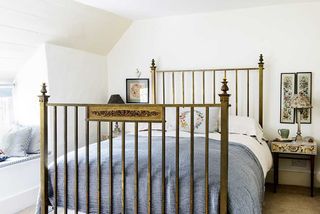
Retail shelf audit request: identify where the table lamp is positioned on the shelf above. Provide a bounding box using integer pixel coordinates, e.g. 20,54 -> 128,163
108,94 -> 125,136
290,93 -> 312,142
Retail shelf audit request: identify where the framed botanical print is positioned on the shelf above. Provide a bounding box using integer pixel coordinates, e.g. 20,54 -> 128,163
126,78 -> 149,103
280,73 -> 296,123
297,72 -> 312,124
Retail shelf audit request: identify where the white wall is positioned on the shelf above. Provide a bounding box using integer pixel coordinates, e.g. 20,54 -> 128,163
13,45 -> 48,125
46,43 -> 108,103
107,2 -> 320,186
45,44 -> 108,153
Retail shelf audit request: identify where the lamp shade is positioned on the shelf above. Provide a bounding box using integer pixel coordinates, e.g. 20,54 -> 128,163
290,93 -> 311,109
108,94 -> 125,104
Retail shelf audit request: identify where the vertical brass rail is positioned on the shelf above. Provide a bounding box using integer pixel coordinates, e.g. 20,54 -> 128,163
258,54 -> 264,127
182,72 -> 185,104
122,122 -> 126,214
134,122 -> 139,214
172,72 -> 175,104
147,122 -> 152,214
192,72 -> 195,104
175,107 -> 180,214
150,59 -> 157,104
97,122 -> 101,214
39,83 -> 49,214
203,71 -> 205,104
219,78 -> 230,214
235,70 -> 238,116
190,107 -> 194,214
109,122 -> 113,213
53,106 -> 57,214
161,107 -> 166,214
163,72 -> 165,104
205,107 -> 209,214
247,69 -> 250,117
85,107 -> 90,214
64,106 -> 68,214
74,107 -> 79,213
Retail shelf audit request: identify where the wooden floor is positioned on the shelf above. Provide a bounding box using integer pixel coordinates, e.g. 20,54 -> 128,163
17,185 -> 320,214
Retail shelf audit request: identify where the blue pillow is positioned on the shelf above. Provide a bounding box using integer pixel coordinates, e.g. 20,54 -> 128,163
0,154 -> 8,162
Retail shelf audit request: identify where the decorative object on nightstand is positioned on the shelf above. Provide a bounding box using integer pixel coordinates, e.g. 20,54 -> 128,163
108,94 -> 125,137
277,129 -> 290,139
289,93 -> 312,142
271,140 -> 317,197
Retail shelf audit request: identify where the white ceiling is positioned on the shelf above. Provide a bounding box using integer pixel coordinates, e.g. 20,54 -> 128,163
74,0 -> 320,20
0,0 -> 131,82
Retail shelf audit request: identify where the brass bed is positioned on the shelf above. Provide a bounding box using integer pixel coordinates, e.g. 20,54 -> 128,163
38,55 -> 264,214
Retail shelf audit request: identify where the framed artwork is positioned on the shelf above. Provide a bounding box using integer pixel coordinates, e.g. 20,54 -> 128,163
280,73 -> 296,124
126,78 -> 149,103
297,72 -> 312,124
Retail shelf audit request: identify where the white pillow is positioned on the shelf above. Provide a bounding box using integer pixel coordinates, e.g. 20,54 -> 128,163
27,126 -> 40,154
223,115 -> 264,142
179,107 -> 219,133
0,126 -> 32,157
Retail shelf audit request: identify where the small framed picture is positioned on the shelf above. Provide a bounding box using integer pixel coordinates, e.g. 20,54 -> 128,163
126,78 -> 149,103
280,73 -> 296,124
297,72 -> 312,124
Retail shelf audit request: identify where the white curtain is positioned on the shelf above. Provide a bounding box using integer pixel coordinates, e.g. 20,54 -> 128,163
0,85 -> 14,136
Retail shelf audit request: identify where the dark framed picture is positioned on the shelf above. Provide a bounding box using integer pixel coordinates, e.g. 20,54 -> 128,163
297,72 -> 312,124
280,73 -> 296,124
126,78 -> 149,103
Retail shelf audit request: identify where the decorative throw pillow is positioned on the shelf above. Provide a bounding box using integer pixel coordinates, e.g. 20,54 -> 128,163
27,126 -> 40,154
179,108 -> 219,133
0,154 -> 8,162
0,126 -> 32,157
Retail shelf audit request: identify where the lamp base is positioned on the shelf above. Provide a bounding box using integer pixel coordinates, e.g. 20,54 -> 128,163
295,134 -> 303,143
295,109 -> 303,143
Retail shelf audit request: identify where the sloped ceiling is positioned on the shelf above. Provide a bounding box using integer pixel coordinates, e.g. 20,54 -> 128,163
74,0 -> 320,19
0,0 -> 131,82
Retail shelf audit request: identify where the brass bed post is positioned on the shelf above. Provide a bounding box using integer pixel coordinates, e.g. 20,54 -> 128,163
39,83 -> 49,214
151,59 -> 157,104
258,54 -> 264,127
219,76 -> 230,214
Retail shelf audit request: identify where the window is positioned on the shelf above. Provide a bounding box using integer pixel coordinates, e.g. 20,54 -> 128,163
0,84 -> 14,135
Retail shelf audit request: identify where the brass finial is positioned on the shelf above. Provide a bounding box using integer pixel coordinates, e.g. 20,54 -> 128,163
259,54 -> 264,65
39,83 -> 49,102
221,78 -> 229,95
41,83 -> 47,95
150,59 -> 156,70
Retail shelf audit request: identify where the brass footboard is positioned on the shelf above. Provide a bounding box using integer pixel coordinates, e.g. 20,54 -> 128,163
39,55 -> 264,214
39,91 -> 229,214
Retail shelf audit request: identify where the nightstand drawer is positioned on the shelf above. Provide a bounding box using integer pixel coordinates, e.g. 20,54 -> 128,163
271,142 -> 317,155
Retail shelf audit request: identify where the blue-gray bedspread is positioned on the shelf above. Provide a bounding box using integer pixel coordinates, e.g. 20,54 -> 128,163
37,135 -> 264,214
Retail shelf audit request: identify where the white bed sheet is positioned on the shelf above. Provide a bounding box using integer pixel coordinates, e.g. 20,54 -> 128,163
137,130 -> 273,178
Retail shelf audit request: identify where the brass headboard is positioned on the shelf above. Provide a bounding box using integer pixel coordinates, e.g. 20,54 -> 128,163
150,54 -> 264,127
